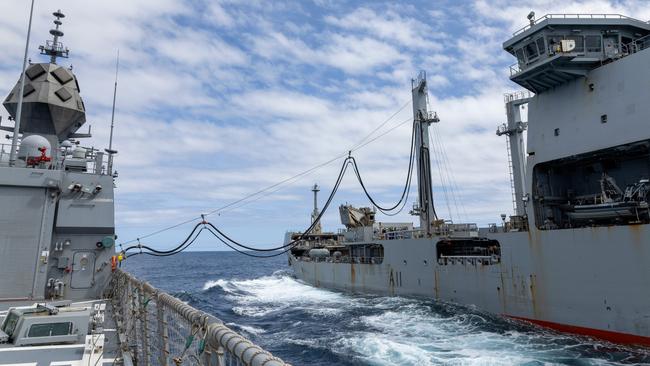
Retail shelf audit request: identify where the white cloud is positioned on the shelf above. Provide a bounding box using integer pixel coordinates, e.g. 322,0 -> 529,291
207,2 -> 235,28
1,0 -> 644,250
324,7 -> 442,50
250,31 -> 406,74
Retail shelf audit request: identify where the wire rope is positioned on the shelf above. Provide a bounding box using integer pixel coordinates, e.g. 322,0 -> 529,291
127,158 -> 353,257
347,119 -> 415,214
119,103 -> 411,246
123,117 -> 418,257
432,123 -> 468,221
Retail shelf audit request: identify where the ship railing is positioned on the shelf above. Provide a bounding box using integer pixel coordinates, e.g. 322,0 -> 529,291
622,34 -> 650,56
0,141 -> 113,176
438,255 -> 500,266
433,223 -> 479,238
300,256 -> 384,264
381,229 -> 426,240
512,14 -> 639,36
349,256 -> 383,264
509,62 -> 523,76
40,39 -> 67,54
57,146 -> 113,176
0,143 -> 11,167
109,269 -> 289,366
378,225 -> 479,240
503,90 -> 532,103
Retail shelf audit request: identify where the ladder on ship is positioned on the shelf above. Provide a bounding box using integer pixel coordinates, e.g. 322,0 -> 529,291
505,135 -> 517,215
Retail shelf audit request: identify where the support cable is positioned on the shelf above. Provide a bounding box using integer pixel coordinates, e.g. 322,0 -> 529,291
126,158 -> 351,257
124,226 -> 205,257
428,130 -> 453,221
347,120 -> 415,215
205,158 -> 351,252
431,124 -> 468,221
123,119 -> 416,257
119,103 -> 411,247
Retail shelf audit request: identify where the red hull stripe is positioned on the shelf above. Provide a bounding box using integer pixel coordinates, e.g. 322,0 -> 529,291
507,315 -> 650,346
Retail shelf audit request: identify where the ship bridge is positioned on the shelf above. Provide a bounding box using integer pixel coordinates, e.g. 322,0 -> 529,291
503,14 -> 650,93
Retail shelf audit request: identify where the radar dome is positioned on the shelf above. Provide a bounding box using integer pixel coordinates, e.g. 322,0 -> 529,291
18,135 -> 51,160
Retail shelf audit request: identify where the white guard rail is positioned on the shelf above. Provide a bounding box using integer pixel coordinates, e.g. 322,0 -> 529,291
110,269 -> 289,366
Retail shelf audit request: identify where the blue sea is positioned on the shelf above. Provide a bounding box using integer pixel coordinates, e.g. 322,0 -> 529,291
123,252 -> 650,365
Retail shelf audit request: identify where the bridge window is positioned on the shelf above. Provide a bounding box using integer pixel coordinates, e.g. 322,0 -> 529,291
565,35 -> 584,53
515,48 -> 526,66
536,38 -> 546,55
586,35 -> 602,53
524,41 -> 539,61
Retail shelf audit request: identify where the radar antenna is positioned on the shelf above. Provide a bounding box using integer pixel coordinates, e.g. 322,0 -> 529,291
38,10 -> 69,64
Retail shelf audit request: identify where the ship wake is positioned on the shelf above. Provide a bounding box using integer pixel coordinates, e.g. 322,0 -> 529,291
201,271 -> 650,366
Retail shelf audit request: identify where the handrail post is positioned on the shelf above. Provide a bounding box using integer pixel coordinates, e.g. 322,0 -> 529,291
128,278 -> 138,359
156,292 -> 169,366
201,345 -> 210,366
138,283 -> 151,366
215,345 -> 225,366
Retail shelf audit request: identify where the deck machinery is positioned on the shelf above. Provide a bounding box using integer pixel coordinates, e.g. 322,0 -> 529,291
288,13 -> 650,346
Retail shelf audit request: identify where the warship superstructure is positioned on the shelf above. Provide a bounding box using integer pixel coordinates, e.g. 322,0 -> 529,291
288,13 -> 650,346
0,9 -> 287,366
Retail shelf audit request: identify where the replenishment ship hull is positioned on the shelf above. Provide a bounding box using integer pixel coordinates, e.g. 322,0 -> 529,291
288,14 -> 650,346
290,227 -> 650,345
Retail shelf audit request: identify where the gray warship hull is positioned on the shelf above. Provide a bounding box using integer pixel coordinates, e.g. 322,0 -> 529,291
0,8 -> 287,366
290,225 -> 650,345
288,14 -> 650,346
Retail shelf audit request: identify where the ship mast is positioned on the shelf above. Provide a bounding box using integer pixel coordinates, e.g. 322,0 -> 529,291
411,71 -> 439,236
311,184 -> 322,234
39,10 -> 69,64
8,0 -> 35,167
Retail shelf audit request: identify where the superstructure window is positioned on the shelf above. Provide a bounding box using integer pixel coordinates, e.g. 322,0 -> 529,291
565,35 -> 584,53
536,38 -> 546,55
547,36 -> 560,53
515,48 -> 526,66
586,35 -> 602,53
27,322 -> 72,337
524,41 -> 539,61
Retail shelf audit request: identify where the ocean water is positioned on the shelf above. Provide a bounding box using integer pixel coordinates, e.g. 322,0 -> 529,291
122,252 -> 650,366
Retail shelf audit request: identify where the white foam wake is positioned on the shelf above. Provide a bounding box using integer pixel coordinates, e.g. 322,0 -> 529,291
201,272 -> 630,365
203,271 -> 348,317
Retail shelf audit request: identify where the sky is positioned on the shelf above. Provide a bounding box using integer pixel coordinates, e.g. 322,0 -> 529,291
1,0 -> 649,252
